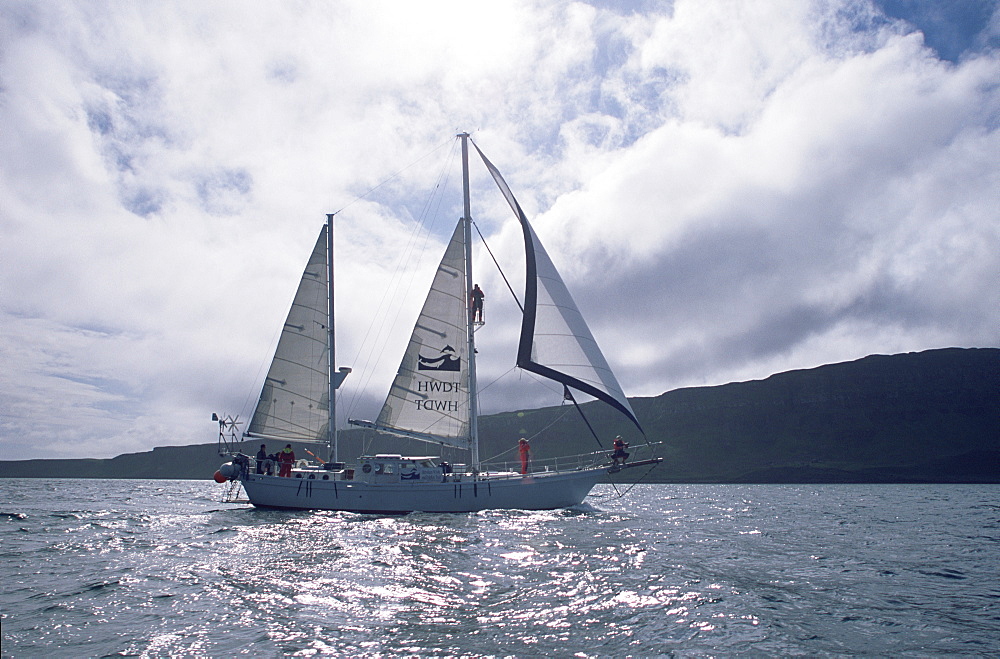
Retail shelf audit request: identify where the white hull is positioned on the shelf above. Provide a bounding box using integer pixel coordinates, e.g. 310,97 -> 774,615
239,468 -> 608,513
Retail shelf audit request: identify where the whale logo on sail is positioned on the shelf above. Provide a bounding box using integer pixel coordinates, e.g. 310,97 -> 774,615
418,345 -> 461,371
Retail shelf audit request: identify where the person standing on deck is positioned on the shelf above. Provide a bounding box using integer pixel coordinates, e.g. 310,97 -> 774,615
256,444 -> 268,474
518,437 -> 531,475
278,444 -> 295,478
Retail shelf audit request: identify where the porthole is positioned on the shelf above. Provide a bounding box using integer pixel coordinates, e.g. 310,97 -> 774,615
362,464 -> 372,473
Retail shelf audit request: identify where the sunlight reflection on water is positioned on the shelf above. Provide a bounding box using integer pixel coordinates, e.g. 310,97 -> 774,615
1,481 -> 998,656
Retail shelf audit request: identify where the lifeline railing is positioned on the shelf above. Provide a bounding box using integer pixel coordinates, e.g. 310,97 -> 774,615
477,442 -> 662,479
234,443 -> 661,482
477,449 -> 606,477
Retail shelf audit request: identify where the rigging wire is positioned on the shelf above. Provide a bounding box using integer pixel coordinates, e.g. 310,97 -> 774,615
480,404 -> 575,463
473,365 -> 517,395
471,220 -> 522,313
337,138 -> 461,423
563,386 -> 606,450
328,138 -> 453,217
609,463 -> 661,499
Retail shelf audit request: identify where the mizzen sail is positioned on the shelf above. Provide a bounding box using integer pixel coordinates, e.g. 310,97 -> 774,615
246,227 -> 331,443
472,141 -> 643,434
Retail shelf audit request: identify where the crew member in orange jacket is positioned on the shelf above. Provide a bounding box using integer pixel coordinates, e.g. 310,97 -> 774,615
518,437 -> 531,475
611,436 -> 629,465
278,444 -> 295,477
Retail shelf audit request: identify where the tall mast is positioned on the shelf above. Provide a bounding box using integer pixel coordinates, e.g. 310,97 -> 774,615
459,133 -> 480,466
326,212 -> 337,463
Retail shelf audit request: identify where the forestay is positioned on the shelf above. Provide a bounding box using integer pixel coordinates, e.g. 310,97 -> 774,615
246,228 -> 331,443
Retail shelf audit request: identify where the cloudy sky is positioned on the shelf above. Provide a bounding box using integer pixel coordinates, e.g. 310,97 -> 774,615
2,0 -> 998,461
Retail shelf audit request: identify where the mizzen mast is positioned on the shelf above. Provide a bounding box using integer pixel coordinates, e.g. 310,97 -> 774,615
326,212 -> 352,464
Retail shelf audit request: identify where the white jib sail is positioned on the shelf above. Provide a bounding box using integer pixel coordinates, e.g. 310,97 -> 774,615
374,221 -> 472,449
246,227 -> 331,443
524,220 -> 639,424
471,139 -> 642,431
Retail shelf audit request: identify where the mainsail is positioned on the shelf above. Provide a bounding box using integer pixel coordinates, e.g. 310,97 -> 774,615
472,141 -> 644,433
370,221 -> 472,448
246,227 -> 331,443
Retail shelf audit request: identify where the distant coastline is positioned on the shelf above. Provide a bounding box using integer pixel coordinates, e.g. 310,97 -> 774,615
2,347 -> 998,483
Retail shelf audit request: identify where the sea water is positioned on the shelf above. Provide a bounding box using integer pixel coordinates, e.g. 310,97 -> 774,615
0,480 -> 997,657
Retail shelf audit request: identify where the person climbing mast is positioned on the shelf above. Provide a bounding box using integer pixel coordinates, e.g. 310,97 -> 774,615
470,283 -> 485,324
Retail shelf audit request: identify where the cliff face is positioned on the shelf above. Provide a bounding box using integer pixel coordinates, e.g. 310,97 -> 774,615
2,347 -> 998,482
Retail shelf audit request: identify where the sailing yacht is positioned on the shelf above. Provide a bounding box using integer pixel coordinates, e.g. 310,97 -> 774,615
214,134 -> 660,512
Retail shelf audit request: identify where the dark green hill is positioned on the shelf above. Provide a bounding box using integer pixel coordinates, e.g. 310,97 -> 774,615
2,347 -> 997,482
640,346 -> 1000,482
0,443 -> 224,480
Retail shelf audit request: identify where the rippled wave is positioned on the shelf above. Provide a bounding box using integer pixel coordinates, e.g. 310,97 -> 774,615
1,480 -> 997,656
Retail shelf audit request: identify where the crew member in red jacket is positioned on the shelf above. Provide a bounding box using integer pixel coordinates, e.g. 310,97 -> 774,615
518,437 -> 531,475
611,436 -> 629,465
278,444 -> 296,477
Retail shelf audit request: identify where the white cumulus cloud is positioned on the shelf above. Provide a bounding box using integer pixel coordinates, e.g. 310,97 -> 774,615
1,0 -> 997,459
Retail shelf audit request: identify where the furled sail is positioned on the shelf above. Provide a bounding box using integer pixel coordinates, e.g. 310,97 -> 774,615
472,141 -> 644,434
368,221 -> 472,448
246,227 -> 331,443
